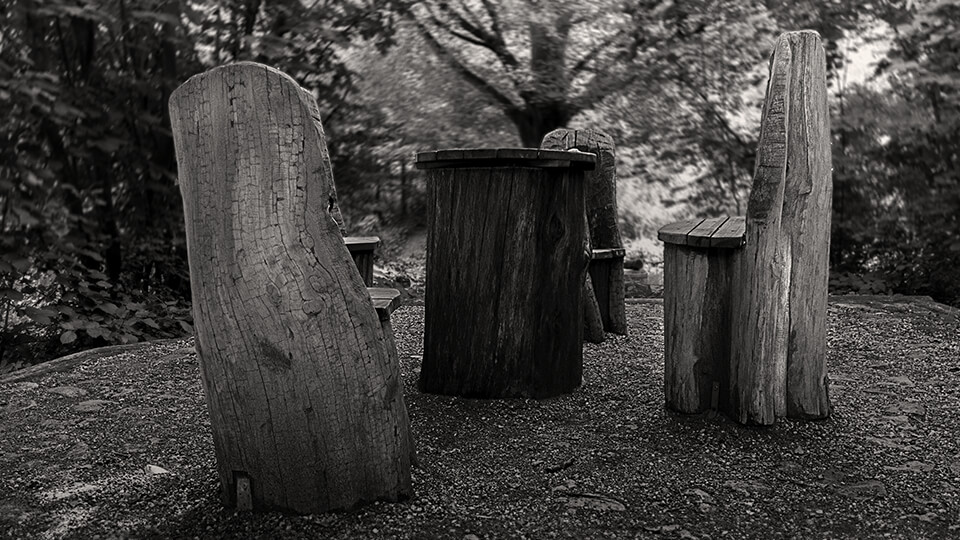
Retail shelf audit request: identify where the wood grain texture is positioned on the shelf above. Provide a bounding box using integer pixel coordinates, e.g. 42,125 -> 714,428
781,31 -> 832,419
169,62 -> 413,513
728,36 -> 793,425
415,148 -> 596,170
711,217 -> 746,248
663,245 -> 735,414
420,163 -> 585,398
659,32 -> 832,426
687,217 -> 729,248
658,219 -> 704,245
582,213 -> 605,344
583,273 -> 605,344
541,128 -> 627,335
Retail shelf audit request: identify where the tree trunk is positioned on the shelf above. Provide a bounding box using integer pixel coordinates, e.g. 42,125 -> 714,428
169,62 -> 413,513
510,104 -> 576,147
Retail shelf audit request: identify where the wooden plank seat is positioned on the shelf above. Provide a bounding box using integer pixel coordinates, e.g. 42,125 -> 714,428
368,287 -> 401,321
590,247 -> 626,260
344,235 -> 379,286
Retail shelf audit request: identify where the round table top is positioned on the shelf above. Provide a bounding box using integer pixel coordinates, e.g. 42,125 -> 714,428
415,148 -> 596,170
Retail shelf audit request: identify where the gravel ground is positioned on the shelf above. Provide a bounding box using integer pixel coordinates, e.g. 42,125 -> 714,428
1,296 -> 959,539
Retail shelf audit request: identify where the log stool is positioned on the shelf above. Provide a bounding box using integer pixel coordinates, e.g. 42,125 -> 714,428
659,217 -> 745,415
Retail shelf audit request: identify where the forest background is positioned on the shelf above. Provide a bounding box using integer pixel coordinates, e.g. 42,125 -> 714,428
1,0 -> 957,372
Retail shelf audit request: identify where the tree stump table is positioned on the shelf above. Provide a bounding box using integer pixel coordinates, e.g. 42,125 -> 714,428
415,148 -> 595,398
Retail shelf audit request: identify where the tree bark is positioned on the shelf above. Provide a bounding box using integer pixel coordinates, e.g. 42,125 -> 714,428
169,62 -> 413,513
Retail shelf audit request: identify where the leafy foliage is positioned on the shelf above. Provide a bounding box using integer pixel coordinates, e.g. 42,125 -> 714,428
829,0 -> 960,305
1,0 -> 958,374
0,0 -> 402,370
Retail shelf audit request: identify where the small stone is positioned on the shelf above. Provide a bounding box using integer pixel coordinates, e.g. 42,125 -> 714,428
144,464 -> 171,475
66,442 -> 90,458
47,386 -> 87,398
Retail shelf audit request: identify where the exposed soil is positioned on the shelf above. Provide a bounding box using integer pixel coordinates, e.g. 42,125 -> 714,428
1,296 -> 959,539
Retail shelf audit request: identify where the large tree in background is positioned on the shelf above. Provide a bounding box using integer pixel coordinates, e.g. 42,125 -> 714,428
408,0 -> 775,147
405,0 -> 789,220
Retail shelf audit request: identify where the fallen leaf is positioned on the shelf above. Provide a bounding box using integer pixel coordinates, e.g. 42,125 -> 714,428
884,461 -> 935,473
723,479 -> 769,495
903,512 -> 937,522
546,456 -> 575,473
72,400 -> 114,413
909,494 -> 939,505
684,488 -> 715,504
644,524 -> 680,533
885,401 -> 926,416
562,493 -> 625,512
838,480 -> 887,499
66,442 -> 90,458
46,386 -> 88,398
865,436 -> 917,451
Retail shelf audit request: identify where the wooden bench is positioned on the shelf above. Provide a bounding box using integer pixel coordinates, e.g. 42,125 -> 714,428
658,216 -> 744,414
344,236 -> 379,286
657,31 -> 832,426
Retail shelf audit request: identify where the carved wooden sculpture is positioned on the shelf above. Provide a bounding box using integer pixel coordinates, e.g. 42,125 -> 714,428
169,62 -> 414,513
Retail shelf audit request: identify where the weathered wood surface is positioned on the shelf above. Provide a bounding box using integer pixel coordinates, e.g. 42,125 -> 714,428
728,31 -> 832,425
729,35 -> 793,425
657,217 -> 745,249
781,31 -> 832,419
663,244 -> 736,414
541,128 -> 627,335
582,214 -> 604,345
169,62 -> 413,513
660,32 -> 831,426
345,236 -> 379,286
417,149 -> 590,398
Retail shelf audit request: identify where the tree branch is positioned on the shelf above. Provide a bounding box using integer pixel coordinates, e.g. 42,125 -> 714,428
433,1 -> 520,70
570,29 -> 628,78
411,19 -> 518,112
